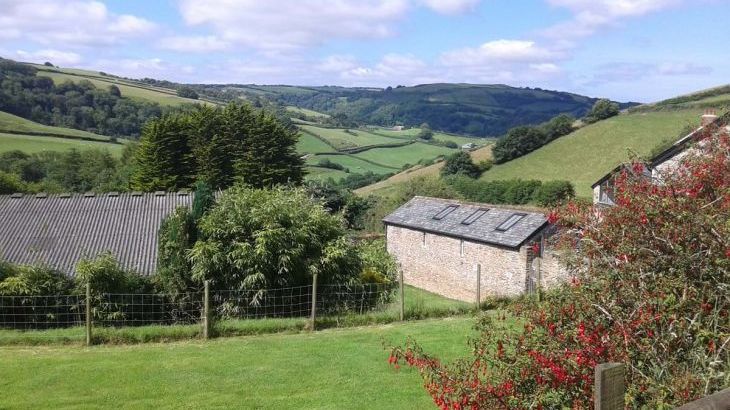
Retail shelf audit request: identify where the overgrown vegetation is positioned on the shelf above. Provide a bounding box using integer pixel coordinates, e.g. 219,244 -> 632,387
0,58 -> 167,138
389,126 -> 730,408
492,114 -> 575,164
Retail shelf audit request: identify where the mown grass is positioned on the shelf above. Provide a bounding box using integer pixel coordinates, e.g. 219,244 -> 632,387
0,286 -> 471,346
304,166 -> 350,182
368,127 -> 488,146
480,109 -> 703,198
0,317 -> 479,409
0,132 -> 125,156
297,132 -> 337,154
0,111 -> 114,141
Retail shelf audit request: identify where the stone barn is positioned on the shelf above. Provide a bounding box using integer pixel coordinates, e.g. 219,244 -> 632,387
383,196 -> 567,302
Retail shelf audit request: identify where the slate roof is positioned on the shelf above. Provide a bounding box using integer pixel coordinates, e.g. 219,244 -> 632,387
0,192 -> 194,276
382,196 -> 548,249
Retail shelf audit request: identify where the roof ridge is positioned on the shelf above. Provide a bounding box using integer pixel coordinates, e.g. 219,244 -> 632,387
411,196 -> 547,214
2,191 -> 194,199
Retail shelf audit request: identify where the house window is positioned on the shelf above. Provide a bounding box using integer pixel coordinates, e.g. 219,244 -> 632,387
461,208 -> 488,225
433,205 -> 458,220
496,213 -> 526,231
421,231 -> 426,247
460,239 -> 465,256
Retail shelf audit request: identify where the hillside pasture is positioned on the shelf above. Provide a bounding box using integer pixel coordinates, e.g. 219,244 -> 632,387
368,127 -> 489,147
36,69 -> 206,107
306,154 -> 398,174
297,132 -> 337,154
354,142 -> 454,169
299,125 -> 403,150
480,110 -> 703,197
0,317 -> 475,409
0,132 -> 125,156
304,166 -> 350,182
0,111 -> 115,141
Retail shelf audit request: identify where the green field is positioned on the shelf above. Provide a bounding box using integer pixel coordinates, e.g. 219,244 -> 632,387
304,166 -> 350,182
354,142 -> 453,168
36,69 -> 206,107
479,110 -> 703,197
368,127 -> 488,147
307,154 -> 398,174
287,106 -> 330,118
0,317 -> 475,409
299,125 -> 403,150
0,132 -> 124,156
297,132 -> 337,154
0,111 -> 114,141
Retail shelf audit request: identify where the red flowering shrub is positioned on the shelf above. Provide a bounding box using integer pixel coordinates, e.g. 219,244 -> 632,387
389,125 -> 729,408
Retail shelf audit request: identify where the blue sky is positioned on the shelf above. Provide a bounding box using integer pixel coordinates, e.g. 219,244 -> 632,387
1,0 -> 728,102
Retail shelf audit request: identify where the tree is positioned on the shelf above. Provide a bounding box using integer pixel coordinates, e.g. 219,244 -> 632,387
584,99 -> 619,124
43,62 -> 54,67
417,123 -> 433,140
131,115 -> 194,191
532,180 -> 575,206
492,126 -> 547,164
189,186 -> 362,294
176,87 -> 199,100
440,151 -> 481,178
108,85 -> 121,97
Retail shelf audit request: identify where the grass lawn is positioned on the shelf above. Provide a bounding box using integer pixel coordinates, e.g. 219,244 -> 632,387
0,317 -> 476,409
0,132 -> 125,156
480,110 -> 702,198
368,127 -> 489,147
0,111 -> 114,141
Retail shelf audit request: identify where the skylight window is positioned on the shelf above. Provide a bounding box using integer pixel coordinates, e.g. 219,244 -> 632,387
461,208 -> 488,225
495,213 -> 526,231
433,205 -> 458,220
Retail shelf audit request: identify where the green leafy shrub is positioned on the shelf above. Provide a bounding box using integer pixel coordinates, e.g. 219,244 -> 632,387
440,151 -> 481,178
0,171 -> 25,194
0,264 -> 72,296
358,239 -> 397,284
584,99 -> 619,124
533,180 -> 575,206
190,186 -> 362,293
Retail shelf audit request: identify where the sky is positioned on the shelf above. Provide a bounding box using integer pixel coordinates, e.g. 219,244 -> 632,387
1,0 -> 728,102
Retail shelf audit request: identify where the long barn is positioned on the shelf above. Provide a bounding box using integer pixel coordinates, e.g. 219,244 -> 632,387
0,191 -> 193,276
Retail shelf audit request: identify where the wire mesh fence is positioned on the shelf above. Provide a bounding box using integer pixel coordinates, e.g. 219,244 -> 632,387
0,282 -> 395,334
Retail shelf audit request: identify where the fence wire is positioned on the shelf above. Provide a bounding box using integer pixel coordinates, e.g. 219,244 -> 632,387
0,283 -> 395,331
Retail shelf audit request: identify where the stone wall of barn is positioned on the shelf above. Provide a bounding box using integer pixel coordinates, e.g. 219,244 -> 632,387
385,224 -> 530,302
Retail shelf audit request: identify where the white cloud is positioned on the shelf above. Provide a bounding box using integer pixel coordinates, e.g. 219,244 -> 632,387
177,0 -> 410,51
544,0 -> 683,39
440,40 -> 558,66
158,36 -> 230,52
421,0 -> 481,15
0,0 -> 155,47
14,49 -> 82,66
656,62 -> 712,76
317,55 -> 359,72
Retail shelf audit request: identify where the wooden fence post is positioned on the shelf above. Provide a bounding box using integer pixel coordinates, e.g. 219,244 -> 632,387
475,264 -> 481,311
595,363 -> 625,410
85,283 -> 92,346
310,273 -> 318,331
202,280 -> 210,340
399,268 -> 405,321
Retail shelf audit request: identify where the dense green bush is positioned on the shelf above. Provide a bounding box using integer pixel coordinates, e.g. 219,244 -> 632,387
0,264 -> 73,296
584,98 -> 619,124
305,181 -> 372,229
189,186 -> 362,293
492,114 -> 575,164
176,87 -> 199,99
440,151 -> 481,178
533,180 -> 575,206
0,171 -> 25,194
357,239 -> 398,284
317,158 -> 346,171
74,252 -> 150,296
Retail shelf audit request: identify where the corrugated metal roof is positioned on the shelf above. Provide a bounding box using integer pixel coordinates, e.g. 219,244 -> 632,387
382,196 -> 548,249
0,192 -> 194,276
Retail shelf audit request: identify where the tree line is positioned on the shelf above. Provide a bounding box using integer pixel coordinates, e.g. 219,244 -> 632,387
0,58 -> 169,138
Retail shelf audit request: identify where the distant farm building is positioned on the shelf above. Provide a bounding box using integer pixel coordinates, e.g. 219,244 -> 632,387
592,110 -> 729,206
461,142 -> 476,150
391,125 -> 404,131
0,192 -> 193,276
383,197 -> 568,302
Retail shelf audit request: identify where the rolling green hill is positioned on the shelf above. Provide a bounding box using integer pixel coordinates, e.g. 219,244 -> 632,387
356,85 -> 730,199
193,83 -> 633,136
0,132 -> 125,156
0,111 -> 115,141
